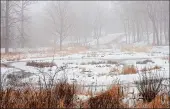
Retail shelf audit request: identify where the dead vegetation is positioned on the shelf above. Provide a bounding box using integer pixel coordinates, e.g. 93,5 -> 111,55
136,93 -> 169,108
0,81 -> 76,108
141,65 -> 161,72
1,52 -> 26,61
0,63 -> 8,67
121,45 -> 152,52
136,59 -> 154,64
86,85 -> 127,108
122,65 -> 137,74
1,46 -> 88,61
80,60 -> 118,65
26,61 -> 57,68
135,72 -> 163,103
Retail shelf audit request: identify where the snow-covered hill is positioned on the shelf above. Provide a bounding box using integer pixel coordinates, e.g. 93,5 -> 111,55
88,32 -> 168,48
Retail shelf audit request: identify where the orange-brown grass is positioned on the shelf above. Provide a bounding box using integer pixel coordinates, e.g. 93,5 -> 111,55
1,52 -> 26,61
26,61 -> 57,68
141,65 -> 161,72
1,46 -> 88,61
122,65 -> 137,74
136,94 -> 169,108
121,45 -> 152,52
0,82 -> 76,108
85,85 -> 127,108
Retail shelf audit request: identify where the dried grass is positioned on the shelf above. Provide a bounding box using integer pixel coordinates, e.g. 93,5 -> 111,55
121,45 -> 152,52
0,81 -> 76,108
122,65 -> 137,74
26,61 -> 57,68
136,94 -> 169,108
86,85 -> 127,108
141,65 -> 161,72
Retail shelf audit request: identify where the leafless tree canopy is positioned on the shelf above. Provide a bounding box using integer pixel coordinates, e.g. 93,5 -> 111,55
1,1 -> 169,52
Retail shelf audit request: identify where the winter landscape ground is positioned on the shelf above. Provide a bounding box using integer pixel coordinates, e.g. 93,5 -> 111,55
1,1 -> 169,108
1,33 -> 169,108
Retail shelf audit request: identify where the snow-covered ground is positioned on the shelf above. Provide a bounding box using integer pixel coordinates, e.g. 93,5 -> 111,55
1,34 -> 169,105
1,46 -> 169,88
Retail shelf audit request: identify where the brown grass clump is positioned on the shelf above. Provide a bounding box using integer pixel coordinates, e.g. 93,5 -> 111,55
151,65 -> 161,70
1,52 -> 26,61
0,81 -> 76,108
135,71 -> 163,103
26,61 -> 57,68
136,94 -> 169,108
121,45 -> 152,52
141,65 -> 161,72
86,85 -> 127,108
109,67 -> 121,75
122,65 -> 137,74
0,63 -> 8,67
109,67 -> 120,73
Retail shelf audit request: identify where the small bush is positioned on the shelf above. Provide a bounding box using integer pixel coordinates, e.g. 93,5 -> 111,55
136,59 -> 154,64
26,61 -> 57,68
87,85 -> 126,108
106,60 -> 118,64
0,63 -> 8,67
122,65 -> 137,74
0,81 -> 76,108
141,65 -> 161,72
136,93 -> 169,108
135,71 -> 163,103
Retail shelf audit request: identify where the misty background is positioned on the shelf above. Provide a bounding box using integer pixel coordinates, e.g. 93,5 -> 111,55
1,1 -> 169,53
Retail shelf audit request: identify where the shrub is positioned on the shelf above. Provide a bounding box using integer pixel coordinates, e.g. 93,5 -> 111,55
136,93 -> 169,108
54,80 -> 76,107
106,60 -> 118,64
136,59 -> 154,64
141,65 -> 161,72
0,63 -> 8,67
135,71 -> 163,103
87,85 -> 126,108
0,81 -> 76,108
26,61 -> 57,68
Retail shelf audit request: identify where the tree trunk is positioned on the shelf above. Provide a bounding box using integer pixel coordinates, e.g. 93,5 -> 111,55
150,16 -> 158,46
136,20 -> 140,42
140,22 -> 144,41
21,1 -> 25,48
154,21 -> 159,45
153,28 -> 155,45
60,38 -> 62,51
164,17 -> 168,45
123,20 -> 127,44
132,21 -> 135,43
5,0 -> 9,53
159,19 -> 162,45
127,19 -> 130,44
145,18 -> 149,44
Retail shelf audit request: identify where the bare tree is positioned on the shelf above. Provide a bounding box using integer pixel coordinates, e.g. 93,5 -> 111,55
46,1 -> 73,51
13,1 -> 33,48
92,2 -> 105,49
1,1 -> 24,53
147,2 -> 159,45
135,71 -> 163,103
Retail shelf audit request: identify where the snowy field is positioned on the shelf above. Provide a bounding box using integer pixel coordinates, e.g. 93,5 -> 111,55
1,45 -> 169,107
1,33 -> 169,103
1,46 -> 169,84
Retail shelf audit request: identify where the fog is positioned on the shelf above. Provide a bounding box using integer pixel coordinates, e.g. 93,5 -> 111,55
1,2 -> 169,107
1,1 -> 169,51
